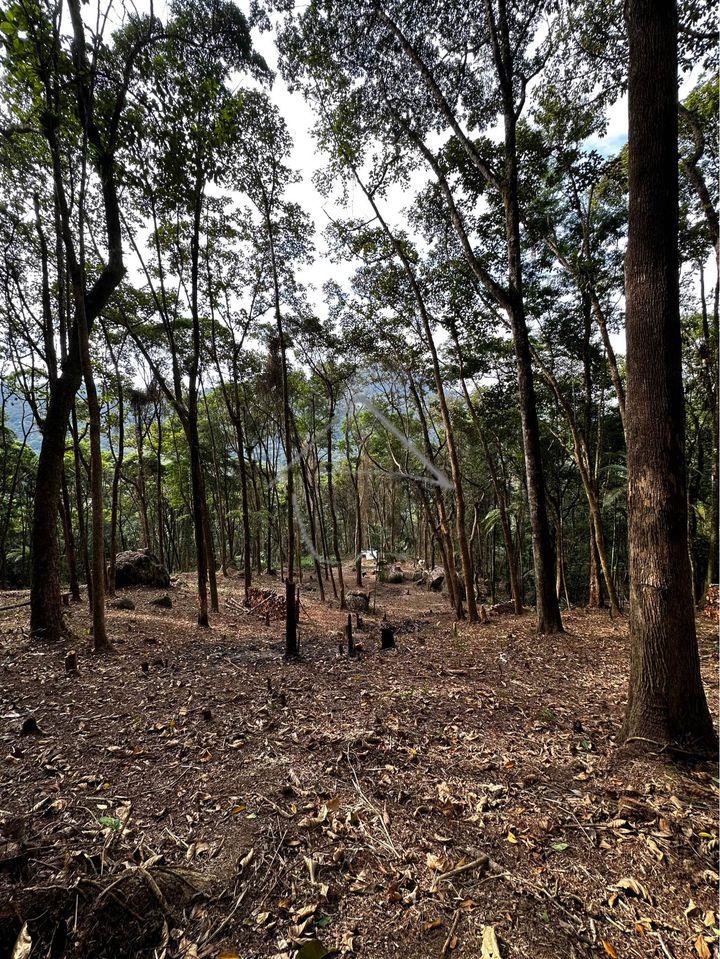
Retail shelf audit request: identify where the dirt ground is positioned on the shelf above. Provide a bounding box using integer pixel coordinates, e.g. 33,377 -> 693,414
0,568 -> 718,959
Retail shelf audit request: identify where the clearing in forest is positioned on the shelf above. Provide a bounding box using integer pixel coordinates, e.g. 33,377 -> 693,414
1,571 -> 717,959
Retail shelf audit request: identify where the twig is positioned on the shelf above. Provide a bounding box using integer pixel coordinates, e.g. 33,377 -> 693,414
432,855 -> 503,889
656,932 -> 676,959
441,909 -> 461,955
202,887 -> 248,945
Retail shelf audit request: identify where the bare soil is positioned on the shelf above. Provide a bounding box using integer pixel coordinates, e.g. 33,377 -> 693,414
0,569 -> 717,959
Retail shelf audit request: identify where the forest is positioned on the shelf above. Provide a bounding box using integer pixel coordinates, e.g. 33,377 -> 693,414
0,0 -> 718,957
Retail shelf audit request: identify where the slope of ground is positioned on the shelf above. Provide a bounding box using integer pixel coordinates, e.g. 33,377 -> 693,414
0,570 -> 717,959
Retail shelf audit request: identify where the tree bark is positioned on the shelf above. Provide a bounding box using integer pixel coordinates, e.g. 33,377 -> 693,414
622,0 -> 716,750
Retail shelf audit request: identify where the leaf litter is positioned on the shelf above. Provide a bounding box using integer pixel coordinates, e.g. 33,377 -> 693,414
0,570 -> 717,958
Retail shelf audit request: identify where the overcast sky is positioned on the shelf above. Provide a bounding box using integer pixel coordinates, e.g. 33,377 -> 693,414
249,13 -> 632,327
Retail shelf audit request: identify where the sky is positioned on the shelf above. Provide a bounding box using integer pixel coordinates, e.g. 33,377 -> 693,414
248,12 -> 632,328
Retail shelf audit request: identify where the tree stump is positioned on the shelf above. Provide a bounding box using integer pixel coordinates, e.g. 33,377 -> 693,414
345,614 -> 355,656
381,626 -> 395,650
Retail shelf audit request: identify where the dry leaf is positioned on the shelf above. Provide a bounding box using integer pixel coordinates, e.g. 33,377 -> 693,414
615,876 -> 649,901
293,903 -> 318,921
480,925 -> 502,959
11,924 -> 31,959
694,935 -> 712,959
601,941 -> 618,958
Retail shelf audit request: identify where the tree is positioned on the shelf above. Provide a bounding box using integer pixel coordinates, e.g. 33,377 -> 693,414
622,0 -> 716,750
0,0 -> 161,643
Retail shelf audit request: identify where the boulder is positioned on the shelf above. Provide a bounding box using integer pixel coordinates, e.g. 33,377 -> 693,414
150,594 -> 172,609
427,567 -> 445,592
114,549 -> 170,590
111,596 -> 136,610
346,590 -> 370,612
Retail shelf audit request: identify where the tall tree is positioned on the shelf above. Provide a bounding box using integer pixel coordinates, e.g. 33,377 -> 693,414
622,0 -> 716,750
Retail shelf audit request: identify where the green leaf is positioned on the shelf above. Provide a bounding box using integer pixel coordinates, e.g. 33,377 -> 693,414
296,940 -> 330,959
98,816 -> 122,831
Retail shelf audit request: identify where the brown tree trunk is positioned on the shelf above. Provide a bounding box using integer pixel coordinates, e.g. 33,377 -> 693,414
185,411 -> 210,628
61,472 -> 81,602
622,0 -> 716,750
408,375 -> 463,617
107,375 -> 124,598
234,415 -> 253,603
588,523 -> 604,608
202,495 -> 219,613
30,378 -> 76,641
133,402 -> 151,550
77,305 -> 108,652
325,390 -> 346,609
155,403 -> 165,569
502,118 -> 562,634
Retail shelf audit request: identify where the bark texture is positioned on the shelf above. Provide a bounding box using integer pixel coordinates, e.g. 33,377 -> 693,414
622,0 -> 716,750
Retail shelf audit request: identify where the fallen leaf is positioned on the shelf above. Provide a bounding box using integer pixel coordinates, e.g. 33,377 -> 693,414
601,941 -> 618,958
296,940 -> 329,959
694,935 -> 712,959
615,876 -> 649,901
480,925 -> 502,959
11,924 -> 31,959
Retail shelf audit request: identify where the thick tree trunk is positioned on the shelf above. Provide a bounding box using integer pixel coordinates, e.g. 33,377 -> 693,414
622,0 -> 716,750
30,371 -> 79,641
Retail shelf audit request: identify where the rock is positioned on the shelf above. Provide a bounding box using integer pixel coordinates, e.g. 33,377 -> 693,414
150,594 -> 172,609
490,600 -> 517,615
111,597 -> 136,611
114,549 -> 170,590
386,564 -> 404,584
427,567 -> 445,592
346,590 -> 370,612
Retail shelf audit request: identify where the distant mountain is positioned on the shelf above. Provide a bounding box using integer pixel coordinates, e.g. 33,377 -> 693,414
1,384 -> 41,452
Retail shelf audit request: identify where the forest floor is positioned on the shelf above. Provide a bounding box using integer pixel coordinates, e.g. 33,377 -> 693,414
0,567 -> 718,959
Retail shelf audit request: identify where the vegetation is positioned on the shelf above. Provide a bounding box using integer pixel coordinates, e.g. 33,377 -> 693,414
0,0 -> 717,952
